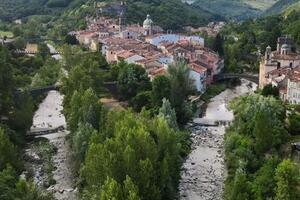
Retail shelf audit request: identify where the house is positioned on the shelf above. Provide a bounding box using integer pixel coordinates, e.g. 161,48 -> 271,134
189,62 -> 207,93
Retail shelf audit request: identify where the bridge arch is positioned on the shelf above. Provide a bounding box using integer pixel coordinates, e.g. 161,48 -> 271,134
214,73 -> 259,84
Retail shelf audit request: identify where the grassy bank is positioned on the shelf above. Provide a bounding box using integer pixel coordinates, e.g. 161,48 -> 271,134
0,30 -> 13,38
200,79 -> 242,102
200,83 -> 227,102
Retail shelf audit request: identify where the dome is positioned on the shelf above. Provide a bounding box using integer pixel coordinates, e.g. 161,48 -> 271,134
143,14 -> 153,28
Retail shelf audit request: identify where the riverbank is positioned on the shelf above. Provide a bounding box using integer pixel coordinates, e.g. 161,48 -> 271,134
24,90 -> 77,200
179,79 -> 257,200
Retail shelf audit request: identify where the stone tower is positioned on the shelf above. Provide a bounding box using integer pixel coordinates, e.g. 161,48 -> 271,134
119,1 -> 126,33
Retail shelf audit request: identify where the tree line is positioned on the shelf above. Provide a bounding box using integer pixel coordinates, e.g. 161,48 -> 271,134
224,94 -> 300,199
59,45 -> 196,199
0,44 -> 56,199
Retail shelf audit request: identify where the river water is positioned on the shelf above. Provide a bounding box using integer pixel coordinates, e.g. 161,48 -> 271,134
24,91 -> 77,200
179,79 -> 257,200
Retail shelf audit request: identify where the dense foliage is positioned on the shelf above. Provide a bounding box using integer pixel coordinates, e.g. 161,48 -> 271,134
0,44 -> 55,199
123,0 -> 222,30
264,0 -> 299,15
193,0 -> 263,20
224,94 -> 300,199
221,7 -> 300,72
0,0 -> 85,21
59,47 -> 191,199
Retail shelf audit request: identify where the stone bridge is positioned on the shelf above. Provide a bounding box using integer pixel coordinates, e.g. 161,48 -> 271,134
29,85 -> 60,98
192,118 -> 232,127
214,73 -> 259,84
26,81 -> 118,98
14,50 -> 61,55
27,126 -> 65,137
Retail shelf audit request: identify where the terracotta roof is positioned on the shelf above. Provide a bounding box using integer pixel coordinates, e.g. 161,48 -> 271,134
189,62 -> 207,74
289,66 -> 300,82
268,66 -> 291,76
272,52 -> 300,60
149,67 -> 166,76
116,50 -> 135,59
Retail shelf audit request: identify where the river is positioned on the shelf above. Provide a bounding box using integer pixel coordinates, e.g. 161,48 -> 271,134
179,79 -> 257,200
24,91 -> 77,200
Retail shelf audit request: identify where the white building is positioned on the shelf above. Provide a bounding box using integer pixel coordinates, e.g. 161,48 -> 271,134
189,63 -> 207,93
287,66 -> 300,104
146,34 -> 204,47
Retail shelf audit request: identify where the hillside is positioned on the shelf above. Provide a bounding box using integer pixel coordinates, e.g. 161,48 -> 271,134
46,0 -> 223,40
123,0 -> 222,30
192,0 -> 277,20
264,0 -> 299,15
0,0 -> 85,21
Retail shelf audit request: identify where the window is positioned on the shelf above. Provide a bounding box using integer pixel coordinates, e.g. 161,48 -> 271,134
290,62 -> 293,68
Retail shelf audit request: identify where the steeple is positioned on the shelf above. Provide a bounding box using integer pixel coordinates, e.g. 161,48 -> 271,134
119,1 -> 126,33
265,46 -> 271,64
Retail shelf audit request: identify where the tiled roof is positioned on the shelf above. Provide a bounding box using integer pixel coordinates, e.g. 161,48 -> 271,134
289,66 -> 300,82
272,52 -> 300,60
189,62 -> 207,74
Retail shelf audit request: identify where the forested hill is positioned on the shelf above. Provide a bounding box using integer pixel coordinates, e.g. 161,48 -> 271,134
122,0 -> 222,30
264,0 -> 300,15
0,0 -> 85,21
191,0 -> 278,20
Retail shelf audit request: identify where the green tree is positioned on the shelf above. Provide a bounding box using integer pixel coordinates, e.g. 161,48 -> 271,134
152,75 -> 171,107
158,98 -> 178,130
123,176 -> 141,200
38,43 -> 50,60
0,45 -> 14,115
66,88 -> 102,133
261,84 -> 279,97
72,122 -> 97,167
117,62 -> 151,100
100,177 -> 123,200
0,128 -> 20,171
252,157 -> 279,200
168,61 -> 194,124
288,112 -> 300,135
0,166 -> 17,200
81,110 -> 183,200
275,160 -> 300,200
213,33 -> 224,56
65,34 -> 79,45
130,91 -> 152,112
228,170 -> 251,200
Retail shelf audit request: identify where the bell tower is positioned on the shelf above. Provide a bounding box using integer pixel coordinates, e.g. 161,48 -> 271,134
119,1 -> 126,33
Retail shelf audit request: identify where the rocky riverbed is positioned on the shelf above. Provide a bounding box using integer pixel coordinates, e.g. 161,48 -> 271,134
24,91 -> 77,200
179,79 -> 257,200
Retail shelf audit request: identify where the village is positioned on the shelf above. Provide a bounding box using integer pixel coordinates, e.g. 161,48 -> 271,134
74,6 -> 224,94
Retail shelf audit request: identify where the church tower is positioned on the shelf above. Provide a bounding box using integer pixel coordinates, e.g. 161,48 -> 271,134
143,14 -> 153,36
265,45 -> 271,65
119,1 -> 126,33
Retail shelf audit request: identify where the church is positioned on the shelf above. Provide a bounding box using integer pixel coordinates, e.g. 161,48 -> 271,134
259,36 -> 300,104
118,11 -> 163,39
